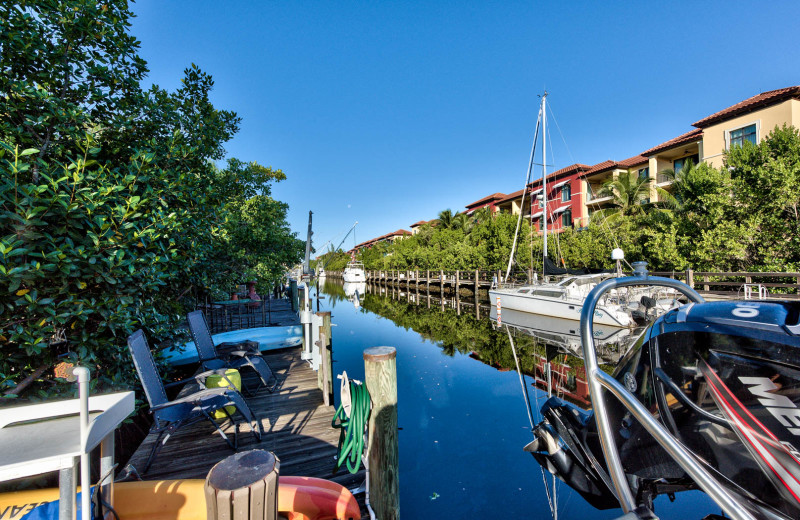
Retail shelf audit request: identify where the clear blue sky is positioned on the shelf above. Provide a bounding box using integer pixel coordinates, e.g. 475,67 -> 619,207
131,1 -> 800,252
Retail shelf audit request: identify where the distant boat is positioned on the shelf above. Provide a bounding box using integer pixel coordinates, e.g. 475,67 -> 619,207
342,260 -> 366,283
489,92 -> 632,328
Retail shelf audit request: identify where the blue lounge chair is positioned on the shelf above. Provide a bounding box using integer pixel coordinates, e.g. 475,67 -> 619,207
186,310 -> 278,394
127,329 -> 263,472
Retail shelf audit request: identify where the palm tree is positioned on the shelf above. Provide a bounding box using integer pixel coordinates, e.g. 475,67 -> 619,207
592,171 -> 669,223
436,209 -> 455,229
452,212 -> 472,233
655,158 -> 701,213
471,207 -> 494,226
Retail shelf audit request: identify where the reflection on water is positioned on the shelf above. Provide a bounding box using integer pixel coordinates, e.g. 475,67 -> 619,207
318,279 -> 713,519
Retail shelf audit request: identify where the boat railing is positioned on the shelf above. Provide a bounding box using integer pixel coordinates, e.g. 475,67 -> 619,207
581,275 -> 757,520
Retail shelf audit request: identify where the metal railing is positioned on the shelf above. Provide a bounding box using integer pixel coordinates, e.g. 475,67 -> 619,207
580,275 -> 756,520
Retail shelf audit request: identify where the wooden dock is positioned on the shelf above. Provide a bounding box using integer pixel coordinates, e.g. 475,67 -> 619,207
127,346 -> 365,500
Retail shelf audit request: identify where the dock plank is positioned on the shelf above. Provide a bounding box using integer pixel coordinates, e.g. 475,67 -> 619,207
127,346 -> 366,508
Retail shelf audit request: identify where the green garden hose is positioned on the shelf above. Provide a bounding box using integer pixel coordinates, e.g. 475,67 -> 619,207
332,379 -> 371,474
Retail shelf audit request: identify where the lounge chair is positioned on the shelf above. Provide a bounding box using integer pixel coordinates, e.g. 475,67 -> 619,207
186,310 -> 278,394
127,329 -> 263,472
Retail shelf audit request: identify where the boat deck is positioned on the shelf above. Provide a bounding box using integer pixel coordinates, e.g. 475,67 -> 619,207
127,347 -> 366,509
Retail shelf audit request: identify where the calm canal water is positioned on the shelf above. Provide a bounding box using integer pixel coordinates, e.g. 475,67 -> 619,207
317,280 -> 718,519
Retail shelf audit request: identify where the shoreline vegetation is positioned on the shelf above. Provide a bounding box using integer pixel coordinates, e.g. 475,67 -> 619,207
319,125 -> 800,283
1,2 -> 304,401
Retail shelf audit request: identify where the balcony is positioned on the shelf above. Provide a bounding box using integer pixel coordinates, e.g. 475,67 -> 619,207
656,172 -> 673,185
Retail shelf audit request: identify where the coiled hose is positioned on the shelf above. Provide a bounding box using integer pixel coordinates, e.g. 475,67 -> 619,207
332,380 -> 371,474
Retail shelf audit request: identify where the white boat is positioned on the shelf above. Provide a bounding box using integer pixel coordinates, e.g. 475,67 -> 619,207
342,260 -> 366,283
490,273 -> 632,327
489,92 -> 632,328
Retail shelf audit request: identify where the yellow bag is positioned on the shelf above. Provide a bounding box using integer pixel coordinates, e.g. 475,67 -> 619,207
204,369 -> 242,420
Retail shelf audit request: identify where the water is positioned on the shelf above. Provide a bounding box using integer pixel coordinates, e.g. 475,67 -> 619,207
318,281 -> 719,519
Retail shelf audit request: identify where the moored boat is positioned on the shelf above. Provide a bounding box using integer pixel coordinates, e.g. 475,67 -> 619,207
526,273 -> 800,520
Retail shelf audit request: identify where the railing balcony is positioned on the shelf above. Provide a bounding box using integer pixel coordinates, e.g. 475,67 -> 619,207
657,173 -> 673,184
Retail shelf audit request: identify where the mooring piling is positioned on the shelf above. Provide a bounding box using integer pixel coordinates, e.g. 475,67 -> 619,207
363,346 -> 399,520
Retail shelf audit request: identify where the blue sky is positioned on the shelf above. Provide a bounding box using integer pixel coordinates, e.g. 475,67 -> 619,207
131,1 -> 800,252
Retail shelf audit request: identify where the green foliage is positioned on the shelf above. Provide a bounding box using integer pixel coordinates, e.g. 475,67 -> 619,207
0,1 -> 303,399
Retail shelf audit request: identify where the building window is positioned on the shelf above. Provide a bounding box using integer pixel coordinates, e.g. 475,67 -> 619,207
561,209 -> 572,228
673,154 -> 699,175
561,183 -> 571,202
638,167 -> 649,180
729,123 -> 757,148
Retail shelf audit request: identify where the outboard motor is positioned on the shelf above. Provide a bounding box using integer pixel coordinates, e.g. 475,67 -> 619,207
528,277 -> 800,520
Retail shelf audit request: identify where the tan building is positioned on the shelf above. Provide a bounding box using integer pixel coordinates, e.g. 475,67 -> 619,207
693,86 -> 800,168
409,220 -> 429,235
581,156 -> 648,225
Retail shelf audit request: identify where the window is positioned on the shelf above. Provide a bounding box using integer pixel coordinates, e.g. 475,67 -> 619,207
638,167 -> 649,180
561,183 -> 571,202
673,154 -> 699,175
561,209 -> 572,228
729,123 -> 757,148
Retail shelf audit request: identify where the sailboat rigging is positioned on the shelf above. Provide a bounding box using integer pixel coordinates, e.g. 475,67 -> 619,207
490,93 -> 633,328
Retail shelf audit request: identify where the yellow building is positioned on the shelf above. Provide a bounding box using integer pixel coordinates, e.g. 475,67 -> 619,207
693,86 -> 800,168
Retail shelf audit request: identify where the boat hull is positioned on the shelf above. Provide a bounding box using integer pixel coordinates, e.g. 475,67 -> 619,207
163,325 -> 304,366
342,271 -> 365,283
489,288 -> 630,328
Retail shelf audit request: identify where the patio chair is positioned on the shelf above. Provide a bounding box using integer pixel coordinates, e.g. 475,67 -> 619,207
186,310 -> 278,394
127,329 -> 263,473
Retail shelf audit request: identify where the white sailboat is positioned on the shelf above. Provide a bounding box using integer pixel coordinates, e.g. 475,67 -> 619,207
489,93 -> 632,328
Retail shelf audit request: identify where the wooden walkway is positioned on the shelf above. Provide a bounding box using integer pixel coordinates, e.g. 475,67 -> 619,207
127,346 -> 365,499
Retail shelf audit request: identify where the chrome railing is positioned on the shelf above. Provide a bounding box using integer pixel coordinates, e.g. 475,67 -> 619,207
580,273 -> 757,520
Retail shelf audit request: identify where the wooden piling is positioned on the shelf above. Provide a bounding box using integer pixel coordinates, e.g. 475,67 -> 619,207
364,346 -> 399,520
316,311 -> 333,406
205,450 -> 279,520
440,269 -> 444,294
289,280 -> 298,312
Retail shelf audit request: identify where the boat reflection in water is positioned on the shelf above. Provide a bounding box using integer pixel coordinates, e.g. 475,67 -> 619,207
489,308 -> 647,520
343,281 -> 366,309
490,307 -> 638,366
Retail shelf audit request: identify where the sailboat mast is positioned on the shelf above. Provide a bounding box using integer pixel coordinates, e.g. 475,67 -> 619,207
542,93 -> 548,262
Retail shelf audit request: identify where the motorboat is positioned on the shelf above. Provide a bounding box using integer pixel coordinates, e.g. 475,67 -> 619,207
525,272 -> 800,520
342,260 -> 366,283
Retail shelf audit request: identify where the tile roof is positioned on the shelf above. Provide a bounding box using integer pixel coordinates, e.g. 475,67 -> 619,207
618,155 -> 648,168
410,220 -> 428,227
549,163 -> 591,176
642,128 -> 703,156
465,192 -> 507,208
584,160 -> 617,175
496,188 -> 525,204
692,86 -> 800,128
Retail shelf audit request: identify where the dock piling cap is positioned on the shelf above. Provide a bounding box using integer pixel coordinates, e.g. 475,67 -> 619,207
207,450 -> 278,490
363,346 -> 396,362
